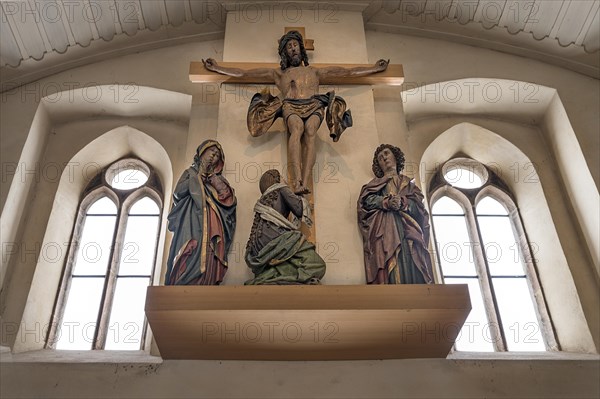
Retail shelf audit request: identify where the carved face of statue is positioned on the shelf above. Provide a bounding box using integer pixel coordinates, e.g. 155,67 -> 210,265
200,145 -> 221,171
286,39 -> 302,67
377,148 -> 397,176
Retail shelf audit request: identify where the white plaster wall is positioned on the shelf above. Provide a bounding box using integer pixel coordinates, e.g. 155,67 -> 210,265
365,31 -> 600,190
0,94 -> 40,210
0,39 -> 224,211
0,10 -> 599,399
0,103 -> 51,290
543,94 -> 600,271
1,355 -> 599,399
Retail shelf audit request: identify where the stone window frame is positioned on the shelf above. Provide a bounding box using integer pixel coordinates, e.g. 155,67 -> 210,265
46,158 -> 163,351
429,158 -> 559,352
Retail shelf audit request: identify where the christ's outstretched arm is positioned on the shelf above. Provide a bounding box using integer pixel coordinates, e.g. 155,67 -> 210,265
316,59 -> 389,79
203,58 -> 278,80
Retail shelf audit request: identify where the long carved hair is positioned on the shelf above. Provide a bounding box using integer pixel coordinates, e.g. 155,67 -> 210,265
372,144 -> 405,178
278,30 -> 309,70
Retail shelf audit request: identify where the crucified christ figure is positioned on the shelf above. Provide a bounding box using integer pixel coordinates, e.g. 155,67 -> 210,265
203,30 -> 389,195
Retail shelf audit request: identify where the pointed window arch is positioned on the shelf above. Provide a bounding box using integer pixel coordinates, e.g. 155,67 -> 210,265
47,159 -> 163,350
430,158 -> 557,352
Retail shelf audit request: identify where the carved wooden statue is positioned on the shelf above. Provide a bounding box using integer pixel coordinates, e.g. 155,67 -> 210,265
203,30 -> 388,195
165,140 -> 237,285
245,169 -> 325,285
357,144 -> 434,284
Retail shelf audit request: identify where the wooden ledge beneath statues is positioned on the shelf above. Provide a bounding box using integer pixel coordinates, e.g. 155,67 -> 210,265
145,284 -> 471,360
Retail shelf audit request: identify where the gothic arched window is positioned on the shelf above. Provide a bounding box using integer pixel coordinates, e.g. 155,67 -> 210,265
429,158 -> 558,352
47,159 -> 163,350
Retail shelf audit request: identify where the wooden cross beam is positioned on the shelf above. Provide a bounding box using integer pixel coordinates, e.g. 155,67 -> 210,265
189,62 -> 404,85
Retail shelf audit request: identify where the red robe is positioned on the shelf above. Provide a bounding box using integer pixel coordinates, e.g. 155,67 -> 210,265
357,174 -> 434,284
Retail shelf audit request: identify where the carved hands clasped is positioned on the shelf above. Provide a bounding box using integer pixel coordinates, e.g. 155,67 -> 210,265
384,194 -> 408,212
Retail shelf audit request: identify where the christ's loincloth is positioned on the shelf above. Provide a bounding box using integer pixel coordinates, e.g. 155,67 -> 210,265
281,96 -> 328,124
247,91 -> 352,142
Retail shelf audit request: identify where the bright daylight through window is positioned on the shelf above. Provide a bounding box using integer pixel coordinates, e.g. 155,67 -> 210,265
430,158 -> 555,352
48,159 -> 162,350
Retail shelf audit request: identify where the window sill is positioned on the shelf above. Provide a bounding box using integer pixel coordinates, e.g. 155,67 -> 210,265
0,349 -> 162,364
448,351 -> 599,361
1,348 -> 597,364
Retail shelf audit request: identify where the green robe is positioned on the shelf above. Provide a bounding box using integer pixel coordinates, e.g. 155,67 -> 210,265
244,184 -> 325,285
245,231 -> 325,285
